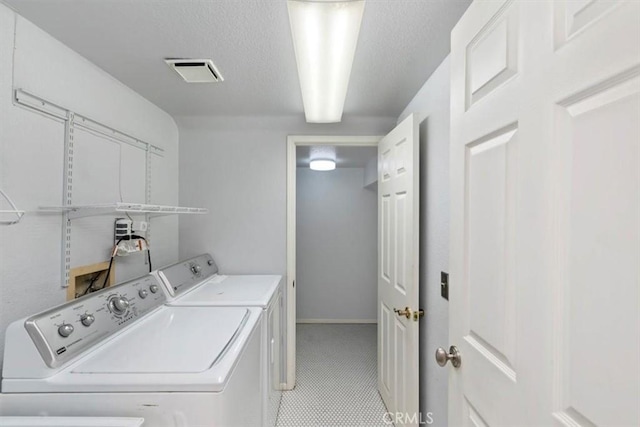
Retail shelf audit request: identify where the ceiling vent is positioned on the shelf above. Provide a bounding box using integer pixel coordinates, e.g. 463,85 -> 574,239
165,59 -> 224,83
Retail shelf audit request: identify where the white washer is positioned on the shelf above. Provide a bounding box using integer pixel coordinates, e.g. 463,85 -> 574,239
155,254 -> 283,427
1,275 -> 263,427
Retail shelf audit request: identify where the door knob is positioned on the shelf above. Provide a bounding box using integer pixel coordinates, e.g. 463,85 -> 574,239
393,307 -> 412,319
435,345 -> 461,368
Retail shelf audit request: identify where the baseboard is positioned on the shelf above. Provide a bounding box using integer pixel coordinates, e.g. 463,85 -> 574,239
296,318 -> 377,324
279,382 -> 293,391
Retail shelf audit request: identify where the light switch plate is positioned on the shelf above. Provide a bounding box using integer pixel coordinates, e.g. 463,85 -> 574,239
441,271 -> 449,300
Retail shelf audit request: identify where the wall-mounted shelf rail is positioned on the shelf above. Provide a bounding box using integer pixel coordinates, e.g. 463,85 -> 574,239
0,189 -> 25,225
15,89 -> 165,156
40,202 -> 208,220
14,87 -> 183,287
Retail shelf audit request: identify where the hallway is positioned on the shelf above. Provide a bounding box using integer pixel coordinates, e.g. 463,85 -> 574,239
277,324 -> 389,427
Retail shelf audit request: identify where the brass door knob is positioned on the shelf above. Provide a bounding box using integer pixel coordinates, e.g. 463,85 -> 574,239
435,345 -> 461,368
393,307 -> 412,319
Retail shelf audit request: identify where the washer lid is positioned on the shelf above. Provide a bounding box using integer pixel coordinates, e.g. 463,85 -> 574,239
173,275 -> 281,308
0,418 -> 144,427
72,306 -> 248,374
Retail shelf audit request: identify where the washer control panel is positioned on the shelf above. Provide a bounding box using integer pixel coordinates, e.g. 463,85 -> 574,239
24,275 -> 166,368
156,254 -> 218,297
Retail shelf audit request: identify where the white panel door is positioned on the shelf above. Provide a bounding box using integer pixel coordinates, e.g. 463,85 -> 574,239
378,114 -> 420,425
449,1 -> 639,426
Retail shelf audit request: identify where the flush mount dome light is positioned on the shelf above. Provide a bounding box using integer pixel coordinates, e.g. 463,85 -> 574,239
310,159 -> 336,171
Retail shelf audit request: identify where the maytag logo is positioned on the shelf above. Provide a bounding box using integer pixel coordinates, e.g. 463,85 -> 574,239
56,347 -> 67,355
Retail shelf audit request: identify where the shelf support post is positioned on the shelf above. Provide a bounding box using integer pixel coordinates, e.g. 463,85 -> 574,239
61,112 -> 75,287
145,144 -> 152,259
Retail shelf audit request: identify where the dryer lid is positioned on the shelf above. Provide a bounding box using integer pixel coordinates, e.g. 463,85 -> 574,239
72,306 -> 249,374
173,275 -> 281,308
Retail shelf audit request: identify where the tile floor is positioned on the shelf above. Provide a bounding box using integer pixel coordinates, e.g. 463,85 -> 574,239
276,324 -> 390,427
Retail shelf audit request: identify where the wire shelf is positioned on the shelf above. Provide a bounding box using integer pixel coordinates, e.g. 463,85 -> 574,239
40,202 -> 209,219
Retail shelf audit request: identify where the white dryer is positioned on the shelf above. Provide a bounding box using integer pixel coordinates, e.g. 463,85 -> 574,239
155,254 -> 283,427
1,274 -> 263,427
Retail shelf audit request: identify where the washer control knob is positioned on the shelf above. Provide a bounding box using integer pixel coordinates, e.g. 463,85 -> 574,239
190,264 -> 202,274
110,296 -> 129,314
138,289 -> 148,299
80,314 -> 95,327
207,260 -> 214,266
149,284 -> 159,294
58,323 -> 74,337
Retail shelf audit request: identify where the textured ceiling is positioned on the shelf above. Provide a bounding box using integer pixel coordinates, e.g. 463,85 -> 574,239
4,0 -> 471,119
296,146 -> 377,168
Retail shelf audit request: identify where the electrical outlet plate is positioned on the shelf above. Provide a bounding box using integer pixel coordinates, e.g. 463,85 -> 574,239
133,220 -> 148,232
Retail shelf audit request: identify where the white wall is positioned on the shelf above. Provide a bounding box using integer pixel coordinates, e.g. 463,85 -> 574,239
0,5 -> 178,370
296,167 -> 377,322
177,115 -> 395,274
177,115 -> 393,393
363,156 -> 377,189
398,56 -> 451,426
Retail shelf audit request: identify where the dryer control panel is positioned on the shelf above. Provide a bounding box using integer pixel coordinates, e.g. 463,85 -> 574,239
24,275 -> 166,368
156,253 -> 218,298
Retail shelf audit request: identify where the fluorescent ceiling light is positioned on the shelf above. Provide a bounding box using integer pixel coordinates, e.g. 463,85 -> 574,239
287,0 -> 365,123
310,159 -> 336,171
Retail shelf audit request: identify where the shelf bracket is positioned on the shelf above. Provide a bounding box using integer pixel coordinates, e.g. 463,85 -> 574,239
0,189 -> 25,225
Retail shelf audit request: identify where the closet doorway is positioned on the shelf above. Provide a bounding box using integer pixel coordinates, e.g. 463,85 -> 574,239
295,144 -> 378,323
285,135 -> 380,388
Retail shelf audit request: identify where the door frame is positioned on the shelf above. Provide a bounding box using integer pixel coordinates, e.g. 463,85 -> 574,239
285,134 -> 382,389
